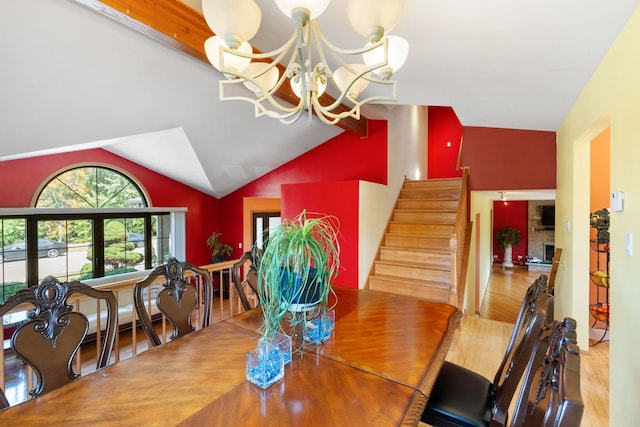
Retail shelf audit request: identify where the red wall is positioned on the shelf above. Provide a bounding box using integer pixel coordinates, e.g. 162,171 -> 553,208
220,120 -> 388,270
0,149 -> 219,265
461,127 -> 556,191
428,106 -> 463,179
282,181 -> 359,288
492,200 -> 529,263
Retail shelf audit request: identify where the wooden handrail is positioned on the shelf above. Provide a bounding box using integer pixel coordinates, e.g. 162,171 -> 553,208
449,167 -> 471,308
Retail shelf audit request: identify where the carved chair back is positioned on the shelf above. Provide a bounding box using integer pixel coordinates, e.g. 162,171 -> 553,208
491,280 -> 554,424
231,250 -> 260,311
493,274 -> 551,386
0,276 -> 117,401
511,318 -> 583,426
133,258 -> 213,347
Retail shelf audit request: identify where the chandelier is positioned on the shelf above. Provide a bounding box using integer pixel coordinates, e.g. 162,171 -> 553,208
202,0 -> 409,125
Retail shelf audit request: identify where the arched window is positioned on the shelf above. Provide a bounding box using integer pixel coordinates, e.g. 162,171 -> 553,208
0,166 -> 175,302
36,166 -> 147,208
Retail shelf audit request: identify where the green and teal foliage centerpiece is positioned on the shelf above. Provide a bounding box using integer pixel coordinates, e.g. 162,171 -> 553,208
246,210 -> 340,388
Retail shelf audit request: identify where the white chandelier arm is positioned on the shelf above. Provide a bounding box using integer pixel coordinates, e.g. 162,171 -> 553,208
218,33 -> 308,115
311,21 -> 398,109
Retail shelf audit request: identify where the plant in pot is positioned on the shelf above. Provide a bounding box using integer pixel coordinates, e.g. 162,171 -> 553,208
206,232 -> 233,263
246,210 -> 340,388
496,228 -> 521,268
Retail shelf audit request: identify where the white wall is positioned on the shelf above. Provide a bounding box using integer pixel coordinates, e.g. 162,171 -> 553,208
465,193 -> 494,315
358,106 -> 428,288
557,6 -> 640,424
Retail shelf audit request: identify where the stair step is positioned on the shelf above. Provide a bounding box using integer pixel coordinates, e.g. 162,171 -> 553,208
400,187 -> 460,200
373,261 -> 450,282
397,199 -> 459,211
388,222 -> 454,236
368,275 -> 452,302
384,233 -> 450,251
379,246 -> 451,267
392,209 -> 456,224
403,179 -> 462,190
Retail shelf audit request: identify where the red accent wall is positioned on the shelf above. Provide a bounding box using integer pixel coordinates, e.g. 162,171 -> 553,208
428,106 -> 463,179
0,149 -> 219,265
282,181 -> 359,288
461,127 -> 556,190
492,200 -> 529,263
220,120 -> 388,274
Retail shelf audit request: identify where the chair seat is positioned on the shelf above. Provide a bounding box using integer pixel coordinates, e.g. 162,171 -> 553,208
422,361 -> 494,427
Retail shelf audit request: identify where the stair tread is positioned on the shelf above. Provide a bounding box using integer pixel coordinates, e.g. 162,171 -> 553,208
384,233 -> 451,243
380,245 -> 450,254
394,208 -> 457,212
374,259 -> 450,270
369,274 -> 450,288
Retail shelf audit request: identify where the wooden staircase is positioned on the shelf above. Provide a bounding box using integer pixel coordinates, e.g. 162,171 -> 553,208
367,174 -> 470,307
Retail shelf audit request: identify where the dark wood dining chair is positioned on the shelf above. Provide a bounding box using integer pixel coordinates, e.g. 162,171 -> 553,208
231,250 -> 260,311
133,257 -> 213,347
511,318 -> 583,426
421,275 -> 554,427
0,275 -> 117,401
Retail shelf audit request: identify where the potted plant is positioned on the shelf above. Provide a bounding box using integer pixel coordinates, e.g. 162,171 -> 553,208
206,232 -> 233,263
496,228 -> 521,268
257,210 -> 340,348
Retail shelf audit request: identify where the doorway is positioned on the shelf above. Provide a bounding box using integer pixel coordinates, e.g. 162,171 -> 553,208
589,127 -> 610,344
252,212 -> 280,251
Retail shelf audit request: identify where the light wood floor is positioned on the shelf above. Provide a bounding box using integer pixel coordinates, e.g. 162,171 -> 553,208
444,265 -> 609,426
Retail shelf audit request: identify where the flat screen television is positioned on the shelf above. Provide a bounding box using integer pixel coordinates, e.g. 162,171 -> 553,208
540,205 -> 555,229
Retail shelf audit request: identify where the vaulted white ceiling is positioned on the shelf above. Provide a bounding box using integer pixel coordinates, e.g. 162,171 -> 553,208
1,1 -> 638,198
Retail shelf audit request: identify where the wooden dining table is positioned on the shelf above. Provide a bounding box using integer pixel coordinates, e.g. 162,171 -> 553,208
0,287 -> 461,426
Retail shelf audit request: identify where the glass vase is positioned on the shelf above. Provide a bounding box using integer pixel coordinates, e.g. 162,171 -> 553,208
259,331 -> 292,365
303,308 -> 335,344
246,339 -> 285,389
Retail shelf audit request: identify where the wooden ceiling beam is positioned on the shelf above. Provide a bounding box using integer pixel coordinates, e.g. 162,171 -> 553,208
72,0 -> 368,137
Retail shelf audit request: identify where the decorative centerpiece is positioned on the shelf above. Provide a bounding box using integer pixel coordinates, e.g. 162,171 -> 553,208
246,210 -> 340,388
496,228 -> 521,268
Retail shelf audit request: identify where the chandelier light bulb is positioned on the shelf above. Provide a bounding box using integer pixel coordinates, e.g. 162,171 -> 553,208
242,62 -> 280,95
274,0 -> 331,20
333,64 -> 370,99
363,35 -> 409,80
204,36 -> 252,74
202,0 -> 261,49
347,0 -> 406,42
